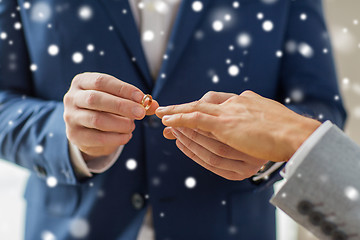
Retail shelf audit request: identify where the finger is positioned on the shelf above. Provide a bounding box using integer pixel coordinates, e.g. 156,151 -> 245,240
156,101 -> 220,119
74,109 -> 135,133
179,128 -> 267,166
173,128 -> 248,172
201,91 -> 237,104
175,140 -> 246,181
193,128 -> 218,141
163,127 -> 176,140
75,72 -> 144,103
162,112 -> 218,133
68,126 -> 133,147
74,90 -> 146,119
146,99 -> 159,116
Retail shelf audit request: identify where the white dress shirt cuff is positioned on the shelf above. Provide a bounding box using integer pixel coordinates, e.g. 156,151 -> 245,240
281,120 -> 333,180
68,142 -> 124,178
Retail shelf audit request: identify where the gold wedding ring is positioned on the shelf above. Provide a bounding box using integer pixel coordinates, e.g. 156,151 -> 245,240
141,94 -> 153,110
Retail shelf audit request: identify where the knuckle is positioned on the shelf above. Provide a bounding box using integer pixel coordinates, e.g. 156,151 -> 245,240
241,90 -> 255,97
115,100 -> 123,113
192,112 -> 202,121
86,91 -> 97,106
207,154 -> 221,167
215,145 -> 229,157
117,84 -> 125,97
93,74 -> 106,89
204,91 -> 216,101
90,113 -> 102,128
63,111 -> 71,124
63,93 -> 72,106
72,73 -> 82,85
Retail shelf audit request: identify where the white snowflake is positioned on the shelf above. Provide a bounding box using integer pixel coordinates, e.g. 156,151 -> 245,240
298,42 -> 314,58
41,230 -> 56,240
194,30 -> 204,40
78,5 -> 93,21
212,20 -> 224,32
108,25 -> 113,31
257,12 -> 264,20
69,218 -> 90,238
221,200 -> 226,205
285,40 -> 297,54
354,19 -> 359,25
23,2 -> 31,9
281,192 -> 287,198
138,2 -> 145,9
262,20 -> 274,32
8,120 -> 13,126
72,52 -> 83,64
342,77 -> 350,85
224,14 -> 231,22
31,2 -> 52,22
237,32 -> 251,48
185,177 -> 196,189
14,22 -> 22,30
323,48 -> 328,54
0,32 -> 7,40
35,145 -> 44,154
30,63 -> 38,71
334,95 -> 339,101
160,212 -> 165,218
212,74 -> 219,84
345,186 -> 359,201
228,65 -> 240,77
48,44 -> 59,56
126,158 -> 137,170
232,1 -> 240,8
300,13 -> 307,21
290,89 -> 304,102
46,176 -> 58,188
143,30 -> 155,41
154,1 -> 168,14
276,50 -> 283,58
87,44 -> 95,52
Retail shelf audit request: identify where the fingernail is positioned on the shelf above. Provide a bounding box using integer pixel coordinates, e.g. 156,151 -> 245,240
133,106 -> 145,118
162,115 -> 171,122
172,128 -> 179,137
132,91 -> 143,103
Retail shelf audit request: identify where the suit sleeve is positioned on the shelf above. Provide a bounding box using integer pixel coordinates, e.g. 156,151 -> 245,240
0,1 -> 78,185
270,125 -> 360,239
277,0 -> 347,128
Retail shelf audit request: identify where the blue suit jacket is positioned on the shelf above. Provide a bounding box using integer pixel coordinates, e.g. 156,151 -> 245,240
0,0 -> 346,239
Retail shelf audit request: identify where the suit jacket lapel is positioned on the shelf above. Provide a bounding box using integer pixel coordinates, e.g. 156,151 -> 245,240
98,0 -> 153,89
152,0 -> 210,97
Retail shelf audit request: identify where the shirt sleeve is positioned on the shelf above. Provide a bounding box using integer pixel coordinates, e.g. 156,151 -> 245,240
68,142 -> 124,178
280,120 -> 333,180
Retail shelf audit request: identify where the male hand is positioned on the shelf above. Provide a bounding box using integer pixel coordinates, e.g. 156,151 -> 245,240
157,91 -> 268,181
156,90 -> 321,164
63,72 -> 159,161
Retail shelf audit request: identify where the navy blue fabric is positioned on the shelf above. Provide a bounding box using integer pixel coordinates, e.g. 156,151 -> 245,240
0,0 -> 346,239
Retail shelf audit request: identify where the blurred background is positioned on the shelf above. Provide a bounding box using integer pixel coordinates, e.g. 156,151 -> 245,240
0,0 -> 359,239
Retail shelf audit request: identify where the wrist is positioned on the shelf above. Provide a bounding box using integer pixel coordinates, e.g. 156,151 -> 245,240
283,116 -> 321,162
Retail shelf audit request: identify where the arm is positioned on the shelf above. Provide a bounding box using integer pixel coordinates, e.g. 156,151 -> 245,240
0,1 -> 158,185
